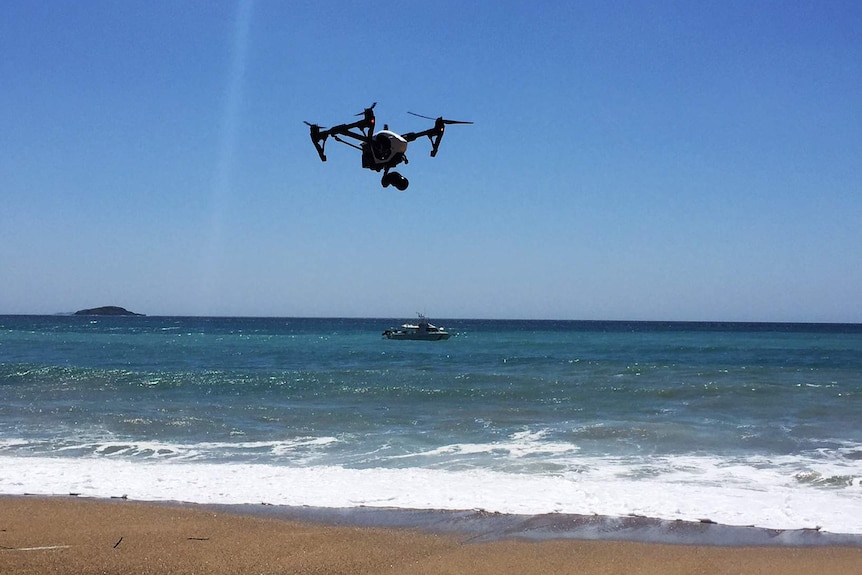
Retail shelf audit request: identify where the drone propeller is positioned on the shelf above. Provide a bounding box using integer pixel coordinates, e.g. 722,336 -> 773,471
356,102 -> 377,116
408,111 -> 473,125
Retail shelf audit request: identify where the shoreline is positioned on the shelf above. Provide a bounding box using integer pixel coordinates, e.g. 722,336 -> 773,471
6,494 -> 862,547
3,496 -> 861,575
201,501 -> 862,547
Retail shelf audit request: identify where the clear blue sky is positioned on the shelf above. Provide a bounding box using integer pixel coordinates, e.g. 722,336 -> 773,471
2,1 -> 860,321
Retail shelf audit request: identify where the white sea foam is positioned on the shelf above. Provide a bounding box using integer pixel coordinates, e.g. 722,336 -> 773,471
394,428 -> 579,460
0,436 -> 341,462
2,453 -> 860,535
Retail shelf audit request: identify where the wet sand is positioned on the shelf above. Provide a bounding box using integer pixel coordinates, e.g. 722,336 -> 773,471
2,496 -> 860,574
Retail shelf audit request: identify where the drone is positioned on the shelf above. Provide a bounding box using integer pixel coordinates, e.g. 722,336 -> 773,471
304,103 -> 472,191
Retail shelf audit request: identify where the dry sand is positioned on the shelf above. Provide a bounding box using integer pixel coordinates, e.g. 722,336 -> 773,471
2,496 -> 860,574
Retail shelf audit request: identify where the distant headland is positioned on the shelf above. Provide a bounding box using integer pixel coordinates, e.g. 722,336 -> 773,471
74,306 -> 145,316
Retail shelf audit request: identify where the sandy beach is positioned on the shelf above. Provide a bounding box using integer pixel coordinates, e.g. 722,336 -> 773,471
2,497 -> 860,574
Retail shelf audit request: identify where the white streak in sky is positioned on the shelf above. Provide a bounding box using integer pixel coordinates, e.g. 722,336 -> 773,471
200,0 -> 253,312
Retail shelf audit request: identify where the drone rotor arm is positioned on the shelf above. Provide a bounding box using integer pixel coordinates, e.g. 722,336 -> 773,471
403,114 -> 473,157
305,122 -> 329,162
335,103 -> 377,141
331,133 -> 363,152
400,122 -> 445,157
306,104 -> 377,160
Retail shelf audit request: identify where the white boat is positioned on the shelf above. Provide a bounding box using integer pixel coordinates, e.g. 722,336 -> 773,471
382,314 -> 450,341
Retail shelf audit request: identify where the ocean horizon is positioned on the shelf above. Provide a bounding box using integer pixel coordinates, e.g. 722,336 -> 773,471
37,311 -> 862,324
2,315 -> 861,544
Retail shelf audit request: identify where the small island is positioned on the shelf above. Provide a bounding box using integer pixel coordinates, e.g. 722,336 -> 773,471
74,306 -> 145,316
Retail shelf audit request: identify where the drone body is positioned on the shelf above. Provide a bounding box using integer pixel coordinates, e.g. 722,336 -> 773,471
305,103 -> 472,190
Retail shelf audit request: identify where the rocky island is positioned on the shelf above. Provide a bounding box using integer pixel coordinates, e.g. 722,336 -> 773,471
74,306 -> 145,316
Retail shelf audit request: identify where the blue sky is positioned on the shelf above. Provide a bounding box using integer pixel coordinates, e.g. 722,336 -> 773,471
2,1 -> 860,321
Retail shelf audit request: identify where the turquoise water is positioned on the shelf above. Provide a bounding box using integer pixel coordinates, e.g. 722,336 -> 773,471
2,316 -> 861,534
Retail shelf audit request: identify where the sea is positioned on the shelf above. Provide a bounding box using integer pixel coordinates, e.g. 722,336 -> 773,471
2,315 -> 861,544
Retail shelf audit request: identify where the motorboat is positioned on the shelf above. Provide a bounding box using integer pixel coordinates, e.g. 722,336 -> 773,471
382,314 -> 450,341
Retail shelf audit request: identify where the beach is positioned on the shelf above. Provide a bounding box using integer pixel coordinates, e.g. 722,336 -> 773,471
3,317 -> 861,572
2,496 -> 861,575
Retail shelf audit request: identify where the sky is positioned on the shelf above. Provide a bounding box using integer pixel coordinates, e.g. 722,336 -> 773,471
2,1 -> 861,321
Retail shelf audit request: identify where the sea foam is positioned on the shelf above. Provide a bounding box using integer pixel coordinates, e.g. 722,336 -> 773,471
2,453 -> 860,535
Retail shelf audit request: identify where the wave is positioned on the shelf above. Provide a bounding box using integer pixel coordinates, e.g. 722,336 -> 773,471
2,452 -> 861,535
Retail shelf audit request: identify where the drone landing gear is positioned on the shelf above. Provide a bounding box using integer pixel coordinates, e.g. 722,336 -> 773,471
381,171 -> 409,191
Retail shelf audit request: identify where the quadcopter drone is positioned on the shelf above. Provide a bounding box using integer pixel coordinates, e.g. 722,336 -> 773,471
304,103 -> 472,190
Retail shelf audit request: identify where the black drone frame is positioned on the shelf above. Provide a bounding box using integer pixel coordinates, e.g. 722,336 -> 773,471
305,103 -> 471,177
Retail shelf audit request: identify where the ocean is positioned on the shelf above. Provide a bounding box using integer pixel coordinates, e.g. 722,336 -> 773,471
2,315 -> 861,542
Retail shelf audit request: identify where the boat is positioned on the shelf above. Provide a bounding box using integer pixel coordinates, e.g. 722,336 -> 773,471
382,314 -> 451,341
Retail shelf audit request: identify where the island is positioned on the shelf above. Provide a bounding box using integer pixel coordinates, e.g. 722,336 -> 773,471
74,306 -> 145,316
